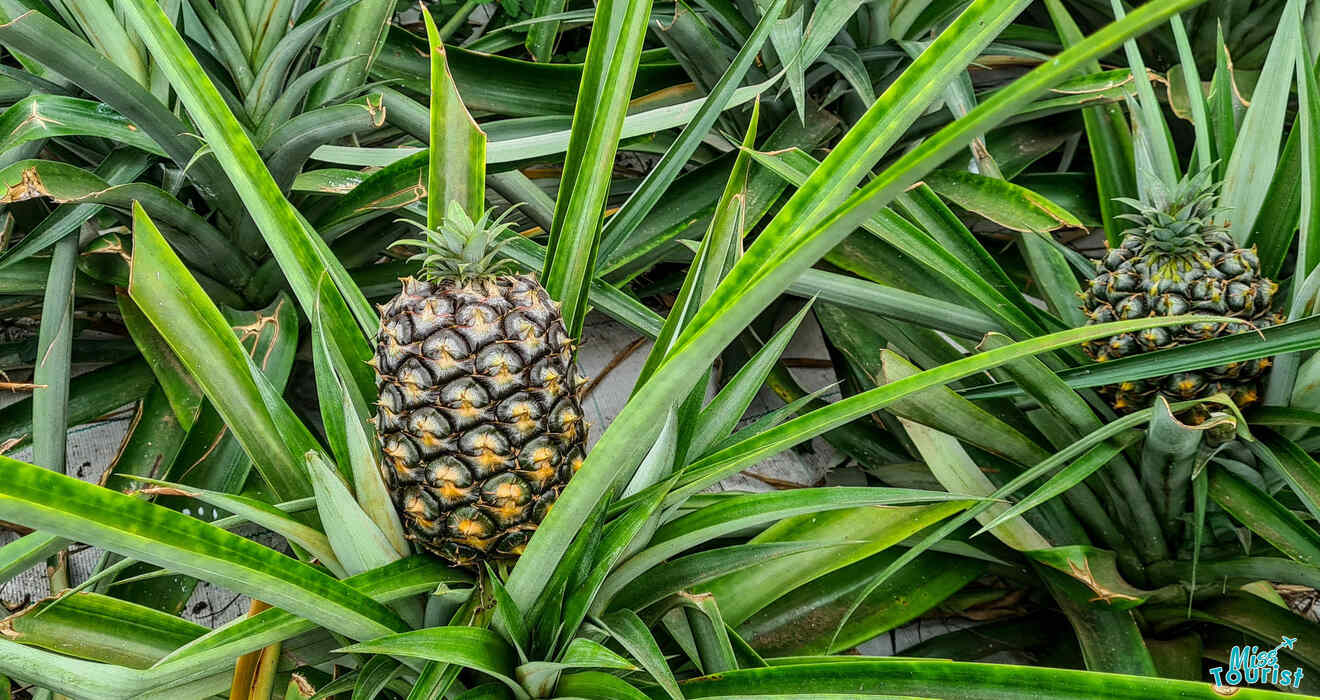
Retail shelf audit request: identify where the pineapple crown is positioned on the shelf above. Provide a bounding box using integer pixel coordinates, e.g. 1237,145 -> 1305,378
395,201 -> 522,281
1113,165 -> 1230,255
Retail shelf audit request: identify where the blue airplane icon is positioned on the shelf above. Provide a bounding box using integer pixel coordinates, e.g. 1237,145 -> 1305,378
1281,636 -> 1298,650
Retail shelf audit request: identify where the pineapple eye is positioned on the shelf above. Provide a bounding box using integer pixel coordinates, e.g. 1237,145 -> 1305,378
410,300 -> 450,336
382,435 -> 420,463
379,334 -> 412,367
441,378 -> 490,408
456,518 -> 487,537
448,507 -> 496,539
375,406 -> 404,433
456,303 -> 505,347
402,487 -> 438,518
401,383 -> 428,404
396,359 -> 433,386
496,530 -> 533,558
1164,373 -> 1206,398
533,447 -> 552,463
567,448 -> 586,474
482,473 -> 530,503
494,482 -> 521,500
401,277 -> 433,296
521,333 -> 546,354
382,315 -> 415,343
1154,295 -> 1188,315
474,346 -> 527,398
537,369 -> 561,394
378,385 -> 405,413
418,299 -> 446,319
517,437 -> 563,475
497,393 -> 541,419
504,313 -> 538,337
1088,305 -> 1116,324
407,407 -> 451,438
1138,327 -> 1170,349
422,331 -> 471,364
1114,295 -> 1147,319
533,492 -> 557,521
549,399 -> 581,433
436,483 -> 472,507
427,457 -> 471,484
516,461 -> 555,491
457,424 -> 506,451
1225,282 -> 1253,311
1106,335 -> 1136,356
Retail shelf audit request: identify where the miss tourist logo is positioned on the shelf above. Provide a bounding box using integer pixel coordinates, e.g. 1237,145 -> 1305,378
1209,636 -> 1303,690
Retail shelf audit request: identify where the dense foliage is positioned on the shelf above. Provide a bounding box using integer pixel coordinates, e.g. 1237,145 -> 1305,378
1,0 -> 1320,698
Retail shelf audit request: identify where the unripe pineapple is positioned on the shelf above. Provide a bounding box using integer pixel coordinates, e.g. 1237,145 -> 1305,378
1080,169 -> 1284,412
372,202 -> 588,566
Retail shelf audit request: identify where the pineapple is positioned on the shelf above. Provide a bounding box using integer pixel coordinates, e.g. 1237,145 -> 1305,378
1080,169 -> 1284,412
372,202 -> 588,566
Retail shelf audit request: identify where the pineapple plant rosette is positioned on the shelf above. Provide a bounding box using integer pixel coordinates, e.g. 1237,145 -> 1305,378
374,203 -> 588,565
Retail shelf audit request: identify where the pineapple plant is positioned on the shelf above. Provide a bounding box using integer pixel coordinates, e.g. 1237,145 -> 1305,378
373,202 -> 588,566
8,0 -> 1320,696
1079,169 -> 1284,412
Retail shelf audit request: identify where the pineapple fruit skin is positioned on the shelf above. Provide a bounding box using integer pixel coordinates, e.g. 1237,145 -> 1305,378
373,275 -> 587,566
1080,230 -> 1283,412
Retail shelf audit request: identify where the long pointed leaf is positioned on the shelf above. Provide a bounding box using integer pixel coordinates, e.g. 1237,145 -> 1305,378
541,0 -> 655,335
